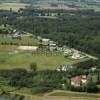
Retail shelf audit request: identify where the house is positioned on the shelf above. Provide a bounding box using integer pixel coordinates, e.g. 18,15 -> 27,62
64,49 -> 73,56
57,64 -> 73,72
71,75 -> 88,87
12,31 -> 21,39
62,64 -> 73,71
49,44 -> 57,51
72,50 -> 81,59
57,47 -> 63,51
81,75 -> 87,84
41,38 -> 50,46
71,76 -> 81,87
49,41 -> 57,51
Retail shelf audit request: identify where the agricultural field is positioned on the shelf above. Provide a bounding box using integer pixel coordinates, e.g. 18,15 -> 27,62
0,3 -> 29,11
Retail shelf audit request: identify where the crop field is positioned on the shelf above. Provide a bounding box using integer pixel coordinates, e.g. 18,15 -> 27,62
0,3 -> 29,11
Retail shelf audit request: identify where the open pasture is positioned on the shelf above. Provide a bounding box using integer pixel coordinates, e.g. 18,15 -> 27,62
32,2 -> 77,10
0,3 -> 29,11
0,35 -> 40,46
0,45 -> 90,70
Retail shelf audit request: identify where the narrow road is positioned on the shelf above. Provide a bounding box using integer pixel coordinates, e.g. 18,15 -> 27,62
9,90 -> 100,100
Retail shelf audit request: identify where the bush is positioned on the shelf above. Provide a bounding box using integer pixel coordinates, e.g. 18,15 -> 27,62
30,62 -> 37,72
31,86 -> 53,94
86,82 -> 98,93
70,86 -> 85,92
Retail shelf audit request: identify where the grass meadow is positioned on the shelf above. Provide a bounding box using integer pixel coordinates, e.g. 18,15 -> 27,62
0,3 -> 29,11
0,45 -> 90,70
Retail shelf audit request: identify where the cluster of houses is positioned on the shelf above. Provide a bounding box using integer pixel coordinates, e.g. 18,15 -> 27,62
10,32 -> 85,60
64,48 -> 84,59
38,37 -> 86,59
38,37 -> 58,51
11,32 -> 86,59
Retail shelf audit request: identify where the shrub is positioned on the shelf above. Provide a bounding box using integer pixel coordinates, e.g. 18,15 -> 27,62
86,82 -> 98,93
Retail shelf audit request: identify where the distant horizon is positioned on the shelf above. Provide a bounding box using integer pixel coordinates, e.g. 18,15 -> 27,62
0,0 -> 100,3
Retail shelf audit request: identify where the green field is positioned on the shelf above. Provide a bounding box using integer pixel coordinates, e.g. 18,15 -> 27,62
0,35 -> 91,70
77,3 -> 100,12
0,45 -> 90,70
0,2 -> 100,12
0,3 -> 29,11
0,85 -> 100,100
0,36 -> 40,46
32,2 -> 77,10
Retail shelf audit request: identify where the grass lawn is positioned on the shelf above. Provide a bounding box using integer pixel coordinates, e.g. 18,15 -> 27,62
0,3 -> 29,11
0,45 -> 90,70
